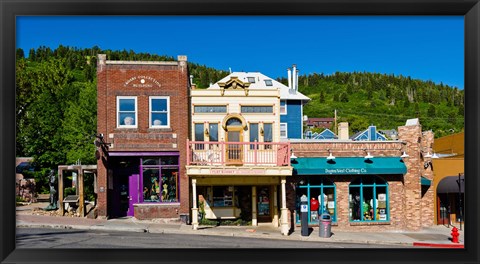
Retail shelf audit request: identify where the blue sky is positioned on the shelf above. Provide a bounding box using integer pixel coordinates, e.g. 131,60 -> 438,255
16,16 -> 464,89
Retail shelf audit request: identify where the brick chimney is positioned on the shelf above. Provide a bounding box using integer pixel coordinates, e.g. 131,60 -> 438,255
338,122 -> 349,140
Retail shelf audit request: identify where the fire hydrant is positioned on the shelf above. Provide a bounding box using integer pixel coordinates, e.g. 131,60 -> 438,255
451,227 -> 460,243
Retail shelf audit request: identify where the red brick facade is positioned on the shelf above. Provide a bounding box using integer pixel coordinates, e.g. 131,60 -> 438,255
96,55 -> 190,219
289,122 -> 435,231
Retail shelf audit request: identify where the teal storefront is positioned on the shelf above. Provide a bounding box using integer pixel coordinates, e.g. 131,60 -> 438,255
292,157 -> 407,225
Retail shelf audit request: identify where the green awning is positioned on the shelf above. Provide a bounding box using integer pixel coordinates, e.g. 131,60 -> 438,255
292,157 -> 407,175
421,176 -> 432,186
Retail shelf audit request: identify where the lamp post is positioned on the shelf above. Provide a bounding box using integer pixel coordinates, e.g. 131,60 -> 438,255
456,173 -> 464,231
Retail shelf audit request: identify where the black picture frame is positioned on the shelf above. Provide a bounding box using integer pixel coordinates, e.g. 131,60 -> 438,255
1,1 -> 479,264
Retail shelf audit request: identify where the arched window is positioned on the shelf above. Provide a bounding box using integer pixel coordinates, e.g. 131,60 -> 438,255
226,118 -> 242,127
349,176 -> 388,222
296,177 -> 336,224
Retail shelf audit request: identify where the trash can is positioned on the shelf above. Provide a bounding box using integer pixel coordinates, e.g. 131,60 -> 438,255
319,213 -> 332,238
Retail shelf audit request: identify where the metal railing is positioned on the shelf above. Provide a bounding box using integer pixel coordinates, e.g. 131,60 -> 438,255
187,140 -> 291,166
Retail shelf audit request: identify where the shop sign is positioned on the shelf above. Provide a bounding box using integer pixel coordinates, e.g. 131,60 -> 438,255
210,168 -> 266,175
325,168 -> 368,174
124,75 -> 162,88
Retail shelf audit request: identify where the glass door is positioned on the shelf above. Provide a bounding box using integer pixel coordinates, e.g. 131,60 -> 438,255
257,186 -> 271,222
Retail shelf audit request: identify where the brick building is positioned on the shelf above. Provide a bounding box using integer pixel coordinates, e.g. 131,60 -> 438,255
289,119 -> 434,231
95,54 -> 190,220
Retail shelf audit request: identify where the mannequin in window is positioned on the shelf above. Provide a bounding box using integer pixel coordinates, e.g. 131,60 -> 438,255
353,193 -> 361,220
124,116 -> 134,125
153,119 -> 162,126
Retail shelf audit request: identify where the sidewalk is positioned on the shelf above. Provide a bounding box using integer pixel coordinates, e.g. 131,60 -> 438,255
16,203 -> 464,248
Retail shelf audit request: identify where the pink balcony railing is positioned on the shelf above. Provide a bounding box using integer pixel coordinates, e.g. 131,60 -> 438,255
187,140 -> 291,166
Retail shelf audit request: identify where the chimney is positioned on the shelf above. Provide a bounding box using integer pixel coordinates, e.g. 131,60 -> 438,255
177,55 -> 187,72
97,54 -> 106,72
292,64 -> 297,93
287,68 -> 292,90
295,68 -> 299,94
338,122 -> 349,140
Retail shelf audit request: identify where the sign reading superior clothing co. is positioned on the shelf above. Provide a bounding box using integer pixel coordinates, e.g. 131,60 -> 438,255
325,168 -> 368,174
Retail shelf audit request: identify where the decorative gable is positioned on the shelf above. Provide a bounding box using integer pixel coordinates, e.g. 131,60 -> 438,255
352,125 -> 387,141
217,77 -> 251,96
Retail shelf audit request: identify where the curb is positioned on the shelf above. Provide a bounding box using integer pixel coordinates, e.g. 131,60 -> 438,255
413,242 -> 464,248
19,222 -> 451,247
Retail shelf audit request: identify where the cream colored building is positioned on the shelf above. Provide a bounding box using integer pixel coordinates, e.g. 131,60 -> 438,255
186,73 -> 293,235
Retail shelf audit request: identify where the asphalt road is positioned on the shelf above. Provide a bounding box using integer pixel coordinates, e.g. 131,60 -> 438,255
16,227 -> 411,248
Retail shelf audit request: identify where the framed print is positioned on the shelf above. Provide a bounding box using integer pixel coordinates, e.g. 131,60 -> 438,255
2,1 -> 479,264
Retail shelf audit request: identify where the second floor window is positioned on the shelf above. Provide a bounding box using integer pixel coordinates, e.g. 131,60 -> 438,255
209,123 -> 219,142
249,123 -> 259,149
194,123 -> 204,142
280,100 -> 287,115
241,106 -> 273,113
117,96 -> 137,128
150,97 -> 170,128
280,123 -> 288,138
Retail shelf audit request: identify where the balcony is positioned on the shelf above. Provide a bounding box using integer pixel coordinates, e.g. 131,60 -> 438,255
187,141 -> 291,167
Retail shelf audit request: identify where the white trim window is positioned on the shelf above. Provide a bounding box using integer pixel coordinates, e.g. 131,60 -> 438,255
280,100 -> 287,115
117,96 -> 138,128
280,123 -> 288,138
150,96 -> 170,128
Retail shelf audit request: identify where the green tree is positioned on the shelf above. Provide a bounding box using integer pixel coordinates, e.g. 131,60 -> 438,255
16,57 -> 74,168
427,104 -> 436,117
62,81 -> 98,164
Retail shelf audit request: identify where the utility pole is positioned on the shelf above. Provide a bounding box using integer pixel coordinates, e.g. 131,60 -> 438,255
334,109 -> 337,135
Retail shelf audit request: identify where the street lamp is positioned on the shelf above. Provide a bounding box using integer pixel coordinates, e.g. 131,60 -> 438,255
456,173 -> 464,231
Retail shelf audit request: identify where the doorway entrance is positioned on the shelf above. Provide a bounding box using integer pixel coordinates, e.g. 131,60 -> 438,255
225,118 -> 244,165
257,186 -> 272,222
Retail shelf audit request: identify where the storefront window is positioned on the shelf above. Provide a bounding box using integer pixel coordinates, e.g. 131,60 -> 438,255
141,156 -> 179,203
212,186 -> 234,207
349,176 -> 388,222
296,177 -> 336,224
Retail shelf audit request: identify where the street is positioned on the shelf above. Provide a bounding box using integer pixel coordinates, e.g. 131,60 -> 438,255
16,227 -> 411,248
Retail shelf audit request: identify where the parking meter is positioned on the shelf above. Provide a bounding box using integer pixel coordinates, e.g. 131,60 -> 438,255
300,195 -> 308,236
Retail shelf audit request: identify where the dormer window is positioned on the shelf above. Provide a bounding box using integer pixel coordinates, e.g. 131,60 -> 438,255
247,77 -> 256,83
264,79 -> 273,86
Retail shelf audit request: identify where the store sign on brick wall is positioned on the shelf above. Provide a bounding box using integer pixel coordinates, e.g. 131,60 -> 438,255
324,168 -> 368,174
124,76 -> 161,88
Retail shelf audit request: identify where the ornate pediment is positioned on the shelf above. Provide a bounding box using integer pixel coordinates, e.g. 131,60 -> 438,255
218,77 -> 250,96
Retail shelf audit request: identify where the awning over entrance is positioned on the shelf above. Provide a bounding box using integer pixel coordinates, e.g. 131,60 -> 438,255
437,175 -> 464,193
421,176 -> 432,186
292,157 -> 407,175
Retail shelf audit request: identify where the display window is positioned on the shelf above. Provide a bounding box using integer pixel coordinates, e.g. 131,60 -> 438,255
296,177 -> 336,224
141,157 -> 179,203
200,186 -> 238,208
349,176 -> 389,222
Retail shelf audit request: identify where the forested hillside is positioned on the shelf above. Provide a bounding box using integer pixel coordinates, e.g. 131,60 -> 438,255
16,45 -> 464,173
278,72 -> 464,136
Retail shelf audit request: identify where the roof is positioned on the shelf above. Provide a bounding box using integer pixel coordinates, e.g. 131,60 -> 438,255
308,118 -> 335,122
208,72 -> 310,101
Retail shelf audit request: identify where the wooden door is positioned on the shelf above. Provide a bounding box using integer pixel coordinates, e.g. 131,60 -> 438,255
226,127 -> 243,165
